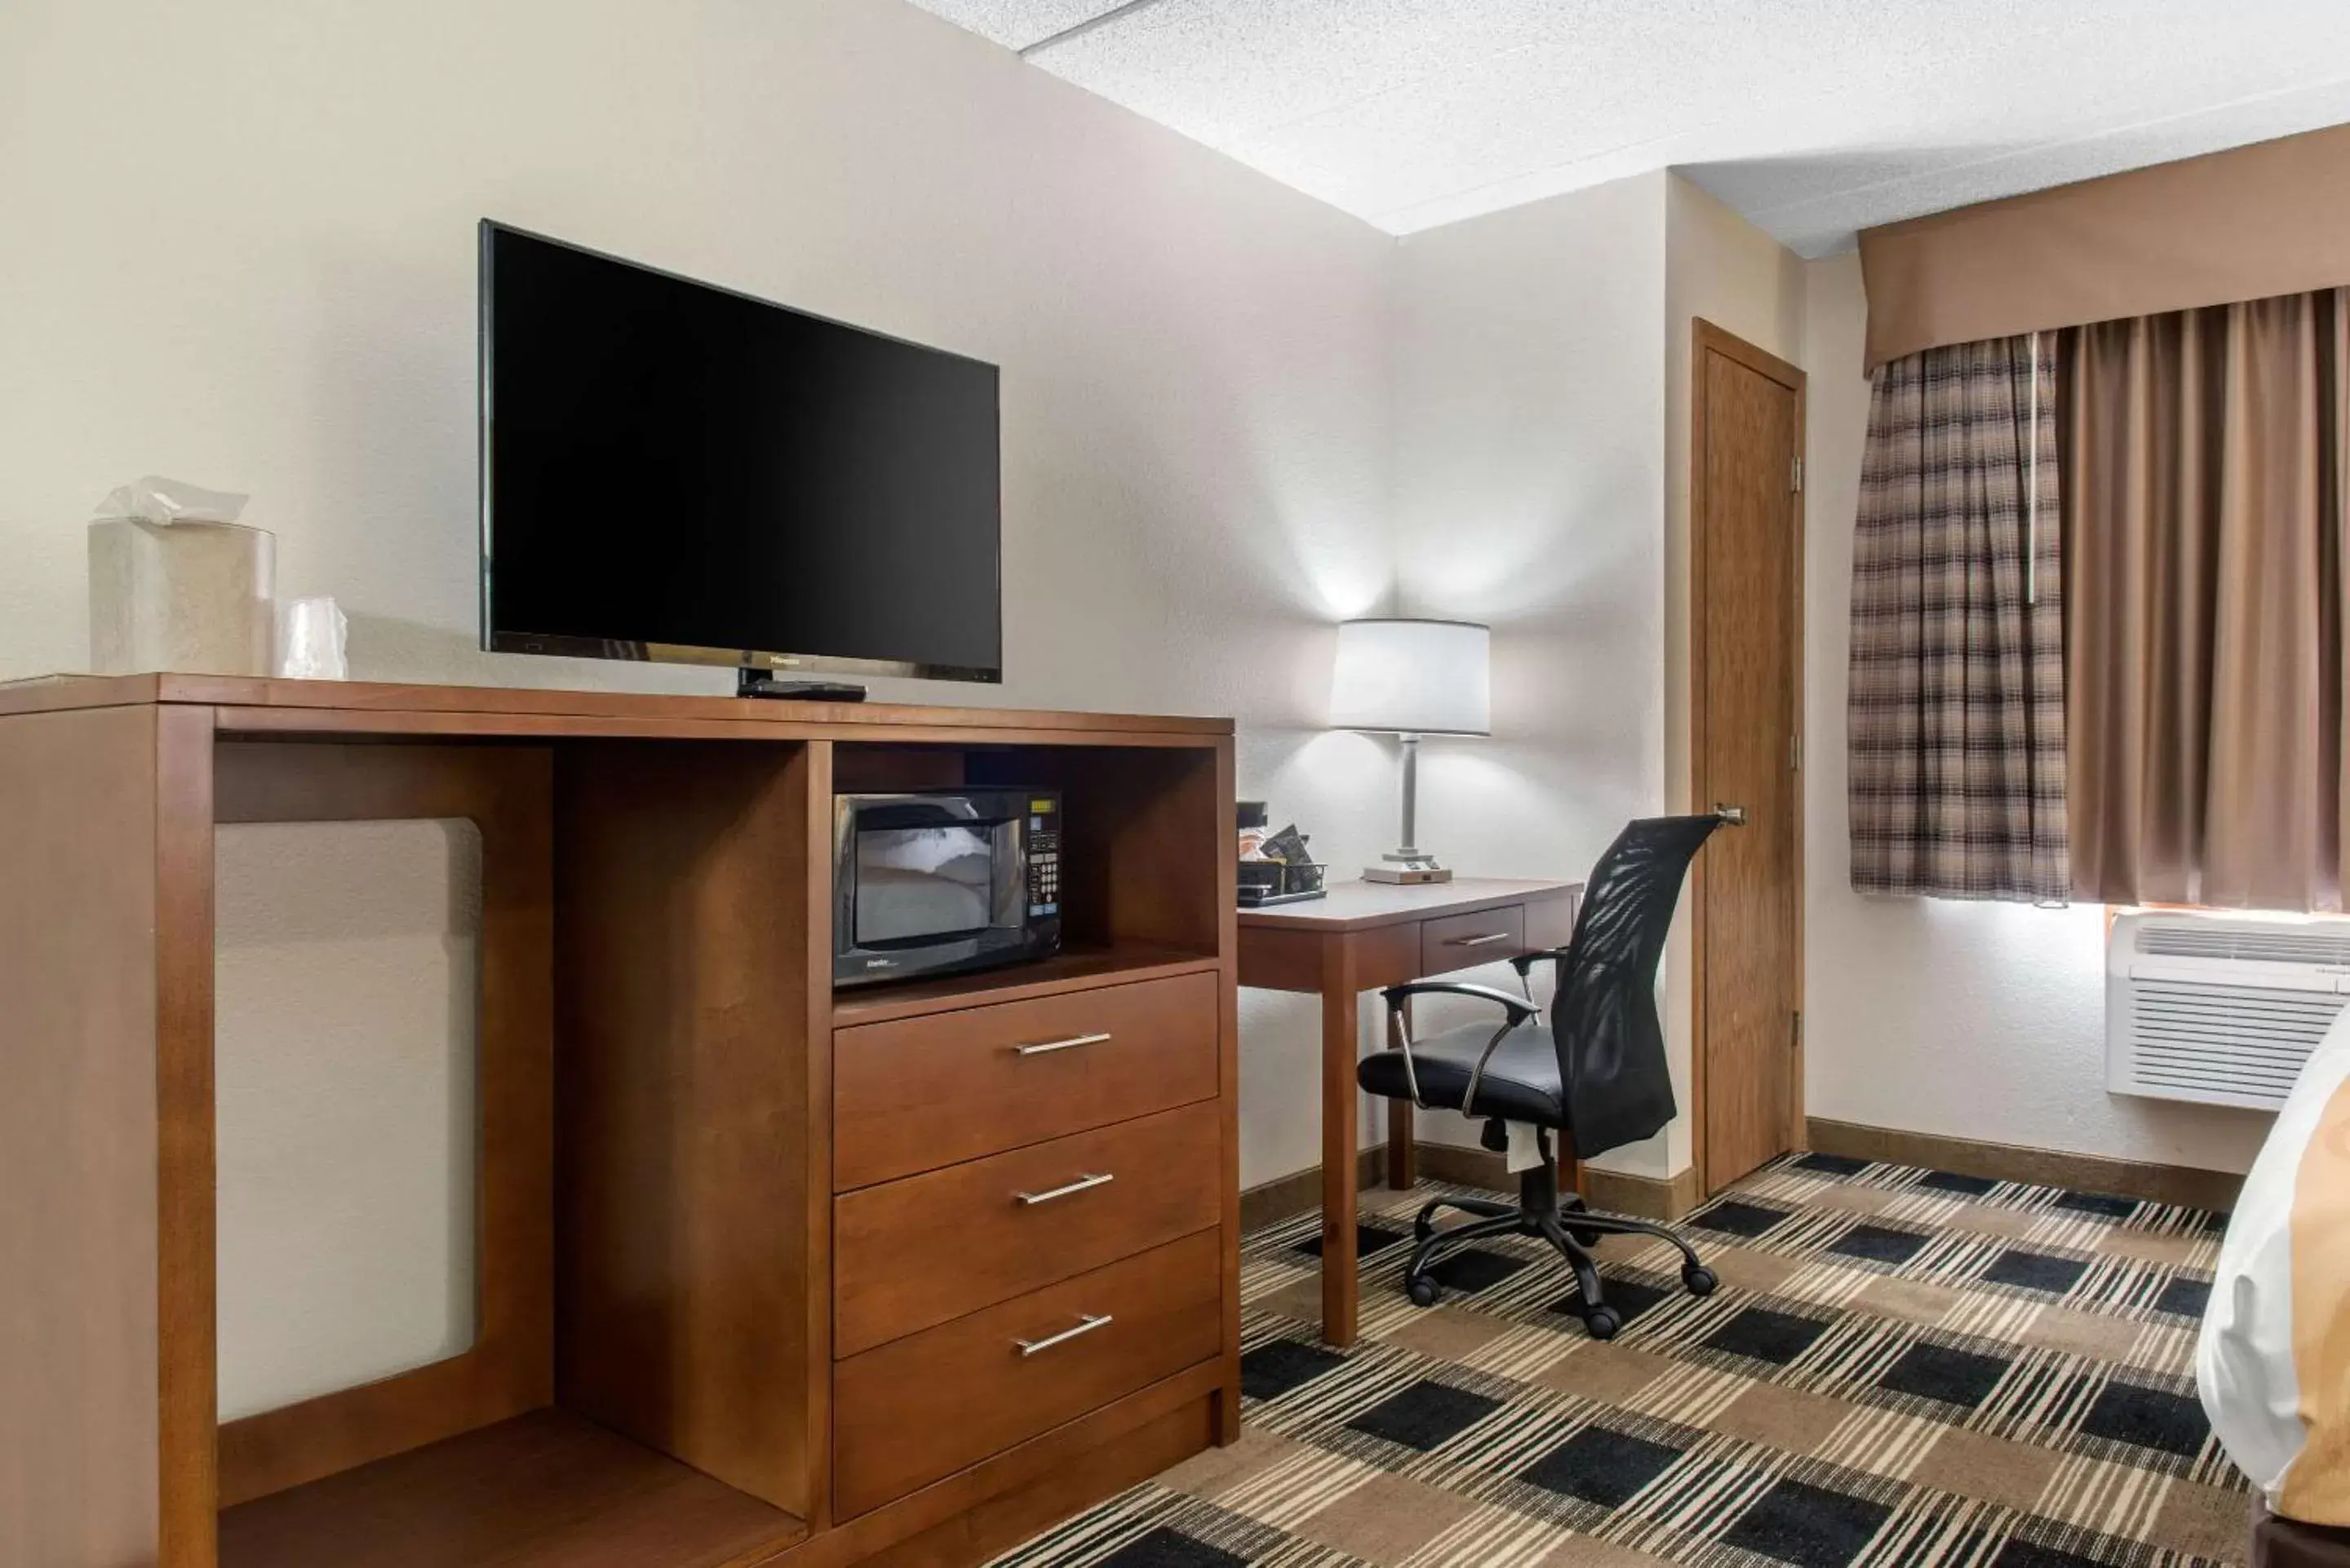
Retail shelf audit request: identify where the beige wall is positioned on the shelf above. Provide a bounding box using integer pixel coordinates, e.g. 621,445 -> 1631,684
0,0 -> 1404,1193
1388,174 -> 1674,1170
1798,251 -> 2272,1176
1380,175 -> 1806,1182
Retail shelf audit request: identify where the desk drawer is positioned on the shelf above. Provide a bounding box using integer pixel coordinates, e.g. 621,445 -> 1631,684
834,1102 -> 1220,1358
1420,905 -> 1525,973
832,1229 -> 1222,1519
835,970 -> 1219,1190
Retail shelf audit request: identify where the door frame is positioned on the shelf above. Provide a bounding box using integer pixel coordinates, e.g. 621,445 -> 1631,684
1689,317 -> 1807,1196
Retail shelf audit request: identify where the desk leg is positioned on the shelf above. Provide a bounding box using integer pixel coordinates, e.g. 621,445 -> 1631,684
1320,934 -> 1360,1349
1385,998 -> 1417,1190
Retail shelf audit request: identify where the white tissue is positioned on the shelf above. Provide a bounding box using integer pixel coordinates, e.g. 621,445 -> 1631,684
95,475 -> 249,526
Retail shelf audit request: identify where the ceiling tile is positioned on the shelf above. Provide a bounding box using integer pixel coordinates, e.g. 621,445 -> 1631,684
910,0 -> 2350,251
911,0 -> 1133,52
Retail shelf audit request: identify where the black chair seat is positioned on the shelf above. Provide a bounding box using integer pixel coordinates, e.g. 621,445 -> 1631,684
1356,1020 -> 1563,1125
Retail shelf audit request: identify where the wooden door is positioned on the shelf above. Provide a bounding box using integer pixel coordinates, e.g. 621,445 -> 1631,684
1692,321 -> 1804,1193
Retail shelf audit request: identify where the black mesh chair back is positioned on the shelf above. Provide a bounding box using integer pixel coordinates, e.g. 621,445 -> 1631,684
1550,813 -> 1726,1158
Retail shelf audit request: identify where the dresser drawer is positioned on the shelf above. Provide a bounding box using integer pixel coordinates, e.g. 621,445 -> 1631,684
834,970 -> 1220,1190
832,1229 -> 1222,1519
836,1101 -> 1221,1358
1420,904 -> 1525,973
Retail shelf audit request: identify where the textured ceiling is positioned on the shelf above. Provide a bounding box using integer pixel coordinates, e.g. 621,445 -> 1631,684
909,0 -> 2350,254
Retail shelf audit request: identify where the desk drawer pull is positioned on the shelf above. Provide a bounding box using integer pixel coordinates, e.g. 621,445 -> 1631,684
1448,932 -> 1512,947
1015,1313 -> 1113,1357
1015,1172 -> 1115,1206
1012,1030 -> 1111,1056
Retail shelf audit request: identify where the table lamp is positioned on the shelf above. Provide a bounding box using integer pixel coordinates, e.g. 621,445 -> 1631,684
1329,618 -> 1490,884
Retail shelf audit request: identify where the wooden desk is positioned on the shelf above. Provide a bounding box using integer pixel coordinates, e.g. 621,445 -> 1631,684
1238,877 -> 1582,1347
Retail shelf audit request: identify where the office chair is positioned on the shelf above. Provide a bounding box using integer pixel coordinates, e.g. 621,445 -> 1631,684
1355,813 -> 1732,1340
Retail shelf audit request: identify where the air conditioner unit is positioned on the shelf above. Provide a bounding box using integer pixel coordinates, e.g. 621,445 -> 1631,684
2108,910 -> 2350,1110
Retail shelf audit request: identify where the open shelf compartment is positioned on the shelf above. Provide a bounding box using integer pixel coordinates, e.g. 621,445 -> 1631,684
206,734 -> 827,1567
217,1410 -> 808,1568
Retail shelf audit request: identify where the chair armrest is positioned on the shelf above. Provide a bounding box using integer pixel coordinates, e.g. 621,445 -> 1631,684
1507,947 -> 1570,981
1377,981 -> 1539,1026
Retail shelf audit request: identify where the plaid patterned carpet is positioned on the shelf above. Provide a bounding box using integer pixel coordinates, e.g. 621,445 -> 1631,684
990,1154 -> 2243,1568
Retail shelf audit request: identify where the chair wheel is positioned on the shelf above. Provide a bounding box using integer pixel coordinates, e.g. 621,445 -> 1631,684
1581,1304 -> 1621,1340
1406,1275 -> 1441,1308
1570,1226 -> 1603,1249
1683,1264 -> 1717,1297
1413,1211 -> 1436,1242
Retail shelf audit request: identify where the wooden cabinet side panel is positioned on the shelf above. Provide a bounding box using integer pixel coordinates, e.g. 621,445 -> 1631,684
156,707 -> 219,1568
795,740 -> 836,1530
1210,737 -> 1241,1446
0,705 -> 172,1568
553,742 -> 816,1517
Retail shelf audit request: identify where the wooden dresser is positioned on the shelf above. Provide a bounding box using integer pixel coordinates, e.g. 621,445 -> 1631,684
0,675 -> 1240,1568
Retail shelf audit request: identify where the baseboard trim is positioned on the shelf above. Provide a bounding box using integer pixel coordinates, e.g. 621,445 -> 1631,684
1241,1126 -> 2245,1229
1416,1142 -> 1700,1220
1588,1162 -> 1705,1222
1804,1117 -> 2244,1214
1238,1148 -> 1384,1234
1240,1143 -> 1701,1227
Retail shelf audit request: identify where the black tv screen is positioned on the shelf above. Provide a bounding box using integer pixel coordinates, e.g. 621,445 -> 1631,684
480,223 -> 1002,682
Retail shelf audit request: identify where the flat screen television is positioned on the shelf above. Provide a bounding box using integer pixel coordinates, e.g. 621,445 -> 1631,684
479,222 -> 1002,689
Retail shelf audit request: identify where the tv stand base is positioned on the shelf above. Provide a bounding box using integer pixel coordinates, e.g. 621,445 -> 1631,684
737,671 -> 868,702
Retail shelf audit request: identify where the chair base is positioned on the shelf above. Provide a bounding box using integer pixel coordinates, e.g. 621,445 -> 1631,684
1402,1140 -> 1716,1339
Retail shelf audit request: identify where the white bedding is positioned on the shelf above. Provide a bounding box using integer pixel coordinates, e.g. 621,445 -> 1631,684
2198,1007 -> 2350,1524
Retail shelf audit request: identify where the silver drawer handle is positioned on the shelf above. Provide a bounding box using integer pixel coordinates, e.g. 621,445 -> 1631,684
1449,932 -> 1512,947
1016,1172 -> 1115,1206
1015,1313 -> 1113,1357
1012,1031 -> 1111,1056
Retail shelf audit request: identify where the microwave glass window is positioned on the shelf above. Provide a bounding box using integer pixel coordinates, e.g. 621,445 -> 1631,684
855,822 -> 1004,944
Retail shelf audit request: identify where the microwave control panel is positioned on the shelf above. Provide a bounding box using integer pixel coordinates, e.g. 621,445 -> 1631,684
1027,799 -> 1060,918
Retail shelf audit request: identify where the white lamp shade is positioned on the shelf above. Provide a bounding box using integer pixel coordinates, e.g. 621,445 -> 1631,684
1328,618 -> 1490,736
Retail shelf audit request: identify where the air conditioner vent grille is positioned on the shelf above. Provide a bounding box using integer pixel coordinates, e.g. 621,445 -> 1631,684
2122,981 -> 2339,1105
2110,911 -> 2350,1110
2139,922 -> 2350,967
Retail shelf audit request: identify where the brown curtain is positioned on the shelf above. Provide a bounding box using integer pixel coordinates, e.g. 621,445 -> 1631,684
1849,334 -> 2068,901
2064,289 -> 2350,911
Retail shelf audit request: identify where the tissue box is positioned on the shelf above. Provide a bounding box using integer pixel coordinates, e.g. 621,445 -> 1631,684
89,519 -> 276,676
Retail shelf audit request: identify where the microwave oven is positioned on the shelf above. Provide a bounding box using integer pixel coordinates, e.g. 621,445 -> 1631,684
833,788 -> 1062,987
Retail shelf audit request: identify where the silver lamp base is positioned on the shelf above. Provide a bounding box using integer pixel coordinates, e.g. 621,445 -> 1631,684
1363,732 -> 1454,883
1363,850 -> 1452,885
